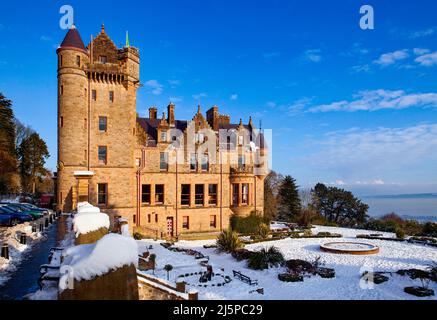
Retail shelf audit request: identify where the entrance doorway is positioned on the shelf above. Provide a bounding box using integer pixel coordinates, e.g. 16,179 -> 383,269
166,217 -> 174,237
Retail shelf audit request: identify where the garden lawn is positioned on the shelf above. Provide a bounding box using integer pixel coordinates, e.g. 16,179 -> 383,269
136,225 -> 437,300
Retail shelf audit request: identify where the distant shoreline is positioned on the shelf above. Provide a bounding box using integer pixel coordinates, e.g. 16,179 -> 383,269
361,193 -> 437,222
362,193 -> 437,199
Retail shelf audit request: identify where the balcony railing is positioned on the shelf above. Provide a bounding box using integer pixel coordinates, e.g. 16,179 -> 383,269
230,165 -> 254,175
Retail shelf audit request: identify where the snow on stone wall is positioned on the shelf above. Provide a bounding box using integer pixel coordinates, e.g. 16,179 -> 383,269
59,233 -> 138,290
73,202 -> 109,237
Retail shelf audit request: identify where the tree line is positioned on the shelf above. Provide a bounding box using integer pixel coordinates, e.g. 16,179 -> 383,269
0,92 -> 52,195
264,171 -> 369,227
263,172 -> 437,237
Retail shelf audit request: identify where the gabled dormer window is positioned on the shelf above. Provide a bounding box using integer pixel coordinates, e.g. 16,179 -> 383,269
195,132 -> 205,144
160,130 -> 167,142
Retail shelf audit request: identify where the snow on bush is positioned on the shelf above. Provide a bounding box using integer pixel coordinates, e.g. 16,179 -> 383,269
73,211 -> 110,237
59,233 -> 138,290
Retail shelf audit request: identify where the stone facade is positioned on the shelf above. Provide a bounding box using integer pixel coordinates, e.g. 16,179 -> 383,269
57,25 -> 268,239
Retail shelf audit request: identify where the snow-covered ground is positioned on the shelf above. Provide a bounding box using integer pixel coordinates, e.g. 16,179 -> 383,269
0,223 -> 48,287
137,225 -> 437,300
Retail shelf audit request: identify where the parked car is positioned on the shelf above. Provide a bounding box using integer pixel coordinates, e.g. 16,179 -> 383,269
0,207 -> 33,226
0,204 -> 43,220
11,203 -> 50,216
0,214 -> 13,227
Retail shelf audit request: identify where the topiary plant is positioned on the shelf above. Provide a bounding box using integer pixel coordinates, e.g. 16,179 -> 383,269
216,229 -> 244,253
164,264 -> 173,280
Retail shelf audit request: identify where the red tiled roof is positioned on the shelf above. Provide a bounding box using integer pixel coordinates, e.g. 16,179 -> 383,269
59,26 -> 87,52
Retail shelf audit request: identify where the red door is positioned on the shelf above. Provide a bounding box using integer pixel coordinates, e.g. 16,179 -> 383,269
166,217 -> 174,237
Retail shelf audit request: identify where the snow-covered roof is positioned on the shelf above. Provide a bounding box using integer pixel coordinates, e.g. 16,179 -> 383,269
59,233 -> 138,290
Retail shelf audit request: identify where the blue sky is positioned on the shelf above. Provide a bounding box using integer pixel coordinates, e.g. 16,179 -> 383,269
1,0 -> 437,196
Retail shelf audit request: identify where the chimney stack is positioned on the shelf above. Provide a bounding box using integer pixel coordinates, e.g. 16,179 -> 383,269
149,107 -> 157,120
167,102 -> 175,126
206,105 -> 219,131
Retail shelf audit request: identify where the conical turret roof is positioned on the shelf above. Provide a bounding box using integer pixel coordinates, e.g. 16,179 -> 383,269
58,25 -> 87,53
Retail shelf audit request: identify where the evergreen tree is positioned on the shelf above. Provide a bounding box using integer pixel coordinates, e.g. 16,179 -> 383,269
278,175 -> 301,221
0,93 -> 18,194
18,133 -> 50,193
312,183 -> 369,226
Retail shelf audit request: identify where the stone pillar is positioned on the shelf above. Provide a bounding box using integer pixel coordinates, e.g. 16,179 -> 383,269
176,281 -> 186,293
188,290 -> 198,300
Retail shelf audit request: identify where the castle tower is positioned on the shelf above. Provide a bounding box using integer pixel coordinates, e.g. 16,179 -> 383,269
56,25 -> 90,212
57,25 -> 140,217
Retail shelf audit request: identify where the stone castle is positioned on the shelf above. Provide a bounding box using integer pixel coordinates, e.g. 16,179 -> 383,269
56,25 -> 268,238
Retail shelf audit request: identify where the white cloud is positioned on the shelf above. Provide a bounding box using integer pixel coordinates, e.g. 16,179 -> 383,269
40,35 -> 52,42
169,97 -> 183,103
374,49 -> 409,66
288,97 -> 313,115
415,51 -> 437,67
230,94 -> 238,101
308,89 -> 437,113
304,124 -> 437,179
144,80 -> 163,95
266,101 -> 277,108
168,79 -> 180,87
192,93 -> 208,100
303,49 -> 322,63
413,48 -> 430,56
334,180 -> 346,186
350,64 -> 371,73
409,27 -> 437,39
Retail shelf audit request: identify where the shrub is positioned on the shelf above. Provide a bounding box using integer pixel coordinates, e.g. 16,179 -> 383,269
428,262 -> 437,282
231,249 -> 252,261
258,223 -> 270,239
216,229 -> 243,253
278,273 -> 303,282
422,222 -> 437,237
133,232 -> 144,240
395,228 -> 406,239
286,259 -> 313,272
230,211 -> 270,235
247,246 -> 284,270
316,267 -> 335,279
303,229 -> 313,237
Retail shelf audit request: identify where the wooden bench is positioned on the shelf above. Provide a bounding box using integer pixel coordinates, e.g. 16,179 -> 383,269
233,270 -> 258,286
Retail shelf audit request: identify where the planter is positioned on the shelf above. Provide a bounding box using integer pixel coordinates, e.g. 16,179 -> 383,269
404,286 -> 434,297
278,273 -> 303,282
316,267 -> 335,279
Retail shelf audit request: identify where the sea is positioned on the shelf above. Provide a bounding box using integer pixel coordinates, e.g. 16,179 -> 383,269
362,193 -> 437,222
